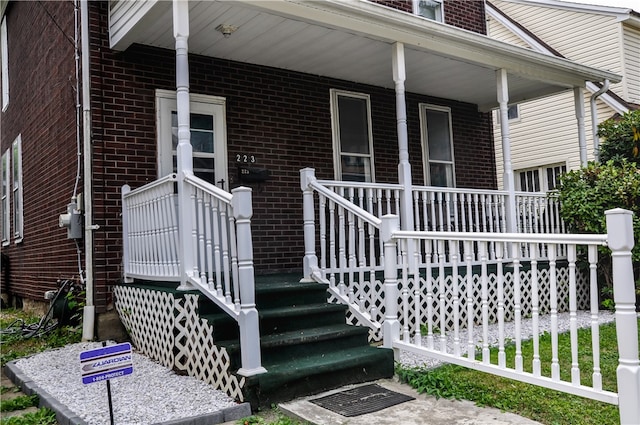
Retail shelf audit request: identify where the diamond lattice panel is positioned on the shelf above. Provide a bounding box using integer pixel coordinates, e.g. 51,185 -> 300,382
113,286 -> 245,401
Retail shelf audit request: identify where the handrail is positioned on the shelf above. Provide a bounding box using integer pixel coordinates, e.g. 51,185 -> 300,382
183,172 -> 233,203
392,230 -> 608,245
308,177 -> 382,227
122,173 -> 177,198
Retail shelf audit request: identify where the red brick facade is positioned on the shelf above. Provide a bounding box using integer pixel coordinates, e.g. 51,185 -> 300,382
2,1 -> 495,317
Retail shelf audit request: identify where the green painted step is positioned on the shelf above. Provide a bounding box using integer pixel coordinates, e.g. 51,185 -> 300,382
217,323 -> 371,369
244,345 -> 395,407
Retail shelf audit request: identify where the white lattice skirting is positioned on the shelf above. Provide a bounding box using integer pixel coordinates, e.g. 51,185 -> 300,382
334,263 -> 590,342
113,285 -> 246,401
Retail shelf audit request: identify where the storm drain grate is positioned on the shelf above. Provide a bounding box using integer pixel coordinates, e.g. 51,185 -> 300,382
309,384 -> 415,417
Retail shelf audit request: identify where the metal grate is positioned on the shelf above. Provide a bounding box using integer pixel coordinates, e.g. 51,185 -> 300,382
309,384 -> 414,417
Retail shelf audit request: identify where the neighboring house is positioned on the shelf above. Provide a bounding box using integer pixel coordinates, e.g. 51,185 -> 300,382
486,0 -> 640,192
3,0 -> 631,410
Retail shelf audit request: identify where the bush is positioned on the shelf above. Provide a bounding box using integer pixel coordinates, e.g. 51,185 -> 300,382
556,110 -> 640,307
597,110 -> 640,167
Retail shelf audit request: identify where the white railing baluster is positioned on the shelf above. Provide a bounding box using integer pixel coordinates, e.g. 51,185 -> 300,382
479,241 -> 488,363
588,245 -> 602,390
512,243 -> 523,372
531,244 -> 541,377
496,241 -> 506,368
549,244 -> 560,380
568,244 -> 580,385
438,240 -> 446,352
465,241 -> 476,361
450,239 -> 460,356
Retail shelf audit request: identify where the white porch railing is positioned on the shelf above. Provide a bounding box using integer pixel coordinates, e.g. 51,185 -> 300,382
317,179 -> 564,235
381,209 -> 639,424
121,173 -> 265,377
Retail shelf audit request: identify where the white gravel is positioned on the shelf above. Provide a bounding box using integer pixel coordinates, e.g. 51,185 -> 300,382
10,311 -> 619,424
398,310 -> 617,368
13,342 -> 237,425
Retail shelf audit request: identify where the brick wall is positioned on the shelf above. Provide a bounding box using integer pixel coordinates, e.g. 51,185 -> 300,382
1,1 -> 82,301
372,0 -> 487,34
3,1 -> 495,312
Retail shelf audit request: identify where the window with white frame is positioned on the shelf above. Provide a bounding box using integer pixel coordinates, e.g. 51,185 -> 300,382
1,16 -> 8,110
11,135 -> 22,242
516,163 -> 566,192
156,90 -> 228,188
420,104 -> 455,187
330,89 -> 375,182
1,149 -> 9,245
413,0 -> 443,22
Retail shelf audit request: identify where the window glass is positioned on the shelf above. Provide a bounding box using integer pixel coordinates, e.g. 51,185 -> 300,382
170,111 -> 216,184
1,149 -> 9,245
420,104 -> 455,187
507,105 -> 519,120
517,164 -> 566,192
331,90 -> 375,182
11,136 -> 22,242
414,0 -> 443,22
1,17 -> 8,110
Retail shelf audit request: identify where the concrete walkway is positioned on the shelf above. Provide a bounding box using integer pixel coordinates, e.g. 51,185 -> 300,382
277,378 -> 542,425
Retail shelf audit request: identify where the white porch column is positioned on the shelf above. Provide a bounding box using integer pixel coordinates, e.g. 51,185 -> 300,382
496,69 -> 517,234
574,87 -> 588,167
174,0 -> 194,290
382,214 -> 400,360
392,43 -> 414,232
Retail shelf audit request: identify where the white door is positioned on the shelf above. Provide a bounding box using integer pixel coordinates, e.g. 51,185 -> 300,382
156,90 -> 228,189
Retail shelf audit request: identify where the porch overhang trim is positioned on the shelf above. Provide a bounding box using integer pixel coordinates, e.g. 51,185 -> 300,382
240,0 -> 621,87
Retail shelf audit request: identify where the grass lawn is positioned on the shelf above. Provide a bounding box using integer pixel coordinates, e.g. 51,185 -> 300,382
397,319 -> 638,425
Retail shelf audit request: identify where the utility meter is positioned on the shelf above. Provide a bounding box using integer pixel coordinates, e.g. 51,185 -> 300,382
59,199 -> 83,239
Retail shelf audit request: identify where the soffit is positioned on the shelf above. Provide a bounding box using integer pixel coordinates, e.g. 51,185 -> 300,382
109,0 -> 621,111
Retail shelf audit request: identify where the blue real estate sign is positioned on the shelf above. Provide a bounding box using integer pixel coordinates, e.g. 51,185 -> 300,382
80,342 -> 133,385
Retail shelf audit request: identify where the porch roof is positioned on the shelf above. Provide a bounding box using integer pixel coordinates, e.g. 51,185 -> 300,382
109,0 -> 621,112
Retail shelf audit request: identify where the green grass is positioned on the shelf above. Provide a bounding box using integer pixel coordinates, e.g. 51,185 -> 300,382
0,408 -> 57,425
0,395 -> 38,413
1,308 -> 82,425
0,309 -> 82,367
397,320 -> 636,425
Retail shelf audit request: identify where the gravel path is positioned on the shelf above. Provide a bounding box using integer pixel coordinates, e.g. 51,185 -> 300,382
12,342 -> 238,425
8,310 -> 619,424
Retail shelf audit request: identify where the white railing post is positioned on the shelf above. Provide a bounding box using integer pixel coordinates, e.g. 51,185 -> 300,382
300,168 -> 319,281
382,214 -> 400,358
606,208 -> 640,425
121,185 -> 133,282
232,187 -> 266,377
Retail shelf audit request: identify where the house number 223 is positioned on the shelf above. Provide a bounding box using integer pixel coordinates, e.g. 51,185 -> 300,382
236,154 -> 256,163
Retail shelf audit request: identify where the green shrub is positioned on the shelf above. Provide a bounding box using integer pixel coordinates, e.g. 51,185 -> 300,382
598,110 -> 640,167
556,111 -> 640,307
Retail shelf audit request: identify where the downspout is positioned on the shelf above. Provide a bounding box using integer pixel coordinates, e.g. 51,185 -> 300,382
590,79 -> 609,162
80,0 -> 95,341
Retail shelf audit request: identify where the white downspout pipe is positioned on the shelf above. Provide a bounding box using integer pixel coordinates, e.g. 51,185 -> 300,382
590,79 -> 609,162
574,87 -> 588,167
80,0 -> 95,341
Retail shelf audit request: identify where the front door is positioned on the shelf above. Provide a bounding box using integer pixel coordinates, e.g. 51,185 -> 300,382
156,90 -> 228,189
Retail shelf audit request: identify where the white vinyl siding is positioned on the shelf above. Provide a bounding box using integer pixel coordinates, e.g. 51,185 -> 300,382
1,16 -> 8,110
489,0 -> 625,94
492,89 -> 615,188
1,149 -> 9,245
330,89 -> 375,182
487,16 -> 531,50
11,135 -> 22,243
623,25 -> 640,104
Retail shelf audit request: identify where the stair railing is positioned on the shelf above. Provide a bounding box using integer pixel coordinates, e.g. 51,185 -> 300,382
301,168 -> 384,331
122,174 -> 266,377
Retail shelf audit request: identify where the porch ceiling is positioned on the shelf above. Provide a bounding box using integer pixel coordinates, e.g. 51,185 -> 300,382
109,0 -> 621,112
